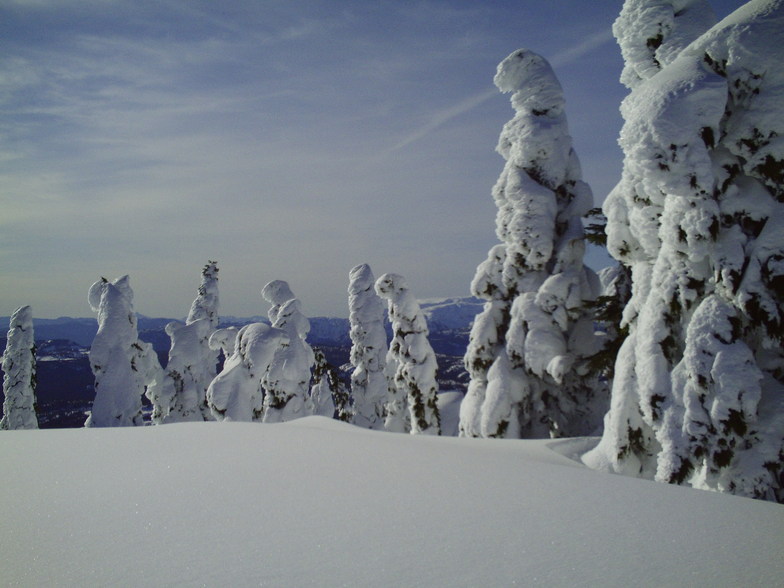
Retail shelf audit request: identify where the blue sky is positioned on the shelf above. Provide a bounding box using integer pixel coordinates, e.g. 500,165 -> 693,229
0,0 -> 745,319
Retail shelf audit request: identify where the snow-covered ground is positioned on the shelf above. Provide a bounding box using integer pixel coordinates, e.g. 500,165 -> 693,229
1,417 -> 781,587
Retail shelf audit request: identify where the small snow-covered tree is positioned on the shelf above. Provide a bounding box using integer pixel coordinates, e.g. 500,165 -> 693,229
1,306 -> 38,430
310,349 -> 336,418
460,49 -> 603,440
375,273 -> 440,435
152,261 -> 220,424
586,0 -> 784,502
187,261 -> 220,329
261,280 -> 315,423
310,349 -> 351,420
85,276 -> 163,427
206,323 -> 287,421
347,263 -> 389,430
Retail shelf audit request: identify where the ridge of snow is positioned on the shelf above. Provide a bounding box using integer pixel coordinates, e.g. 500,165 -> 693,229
1,420 -> 782,587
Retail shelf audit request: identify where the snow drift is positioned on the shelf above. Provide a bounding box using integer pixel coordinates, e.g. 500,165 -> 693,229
1,419 -> 781,587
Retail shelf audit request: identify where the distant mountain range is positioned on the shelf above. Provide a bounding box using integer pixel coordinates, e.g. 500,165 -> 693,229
4,296 -> 483,348
1,297 -> 482,428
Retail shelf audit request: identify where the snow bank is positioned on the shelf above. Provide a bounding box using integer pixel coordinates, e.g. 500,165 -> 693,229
1,420 -> 782,587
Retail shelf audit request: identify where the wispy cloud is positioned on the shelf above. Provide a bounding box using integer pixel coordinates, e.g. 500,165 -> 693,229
549,29 -> 615,68
387,27 -> 614,153
387,87 -> 497,153
0,1 -> 627,318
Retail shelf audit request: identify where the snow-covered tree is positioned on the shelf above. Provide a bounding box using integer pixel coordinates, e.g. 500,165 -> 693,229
310,348 -> 351,420
375,273 -> 440,435
583,209 -> 633,382
1,306 -> 38,430
586,0 -> 784,502
459,49 -> 603,440
151,261 -> 220,424
85,276 -> 163,427
347,263 -> 389,430
261,280 -> 315,423
206,322 -> 287,421
310,349 -> 335,418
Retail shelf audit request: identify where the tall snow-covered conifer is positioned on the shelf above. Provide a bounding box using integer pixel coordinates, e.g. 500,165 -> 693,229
1,306 -> 38,430
348,263 -> 389,430
375,273 -> 440,435
460,49 -> 602,440
586,0 -> 784,502
261,280 -> 315,423
85,276 -> 163,427
151,261 -> 220,423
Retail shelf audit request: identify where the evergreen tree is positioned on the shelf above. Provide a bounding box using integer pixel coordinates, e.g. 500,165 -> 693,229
586,0 -> 784,502
310,349 -> 350,421
460,49 -> 603,440
152,261 -> 220,424
261,280 -> 315,423
1,306 -> 38,430
311,349 -> 336,418
206,322 -> 287,421
85,276 -> 163,427
347,263 -> 389,430
375,273 -> 440,435
584,209 -> 632,382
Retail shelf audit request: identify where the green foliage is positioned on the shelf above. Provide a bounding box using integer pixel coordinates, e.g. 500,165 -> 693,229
584,208 -> 608,247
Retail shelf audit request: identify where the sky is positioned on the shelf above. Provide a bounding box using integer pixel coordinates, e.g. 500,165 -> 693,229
0,0 -> 746,319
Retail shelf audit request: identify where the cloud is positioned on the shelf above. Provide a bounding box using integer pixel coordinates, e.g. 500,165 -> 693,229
1,1 -> 627,318
386,27 -> 614,153
387,87 -> 498,153
549,29 -> 615,68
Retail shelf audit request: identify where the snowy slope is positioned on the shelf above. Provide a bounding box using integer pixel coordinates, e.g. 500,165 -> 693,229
419,296 -> 484,331
1,419 -> 781,587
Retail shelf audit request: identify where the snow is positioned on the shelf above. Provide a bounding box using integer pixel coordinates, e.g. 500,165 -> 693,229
614,0 -> 717,89
1,419 -> 782,587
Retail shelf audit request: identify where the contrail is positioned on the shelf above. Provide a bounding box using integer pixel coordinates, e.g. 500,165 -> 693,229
389,87 -> 497,152
549,29 -> 614,68
388,28 -> 614,153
